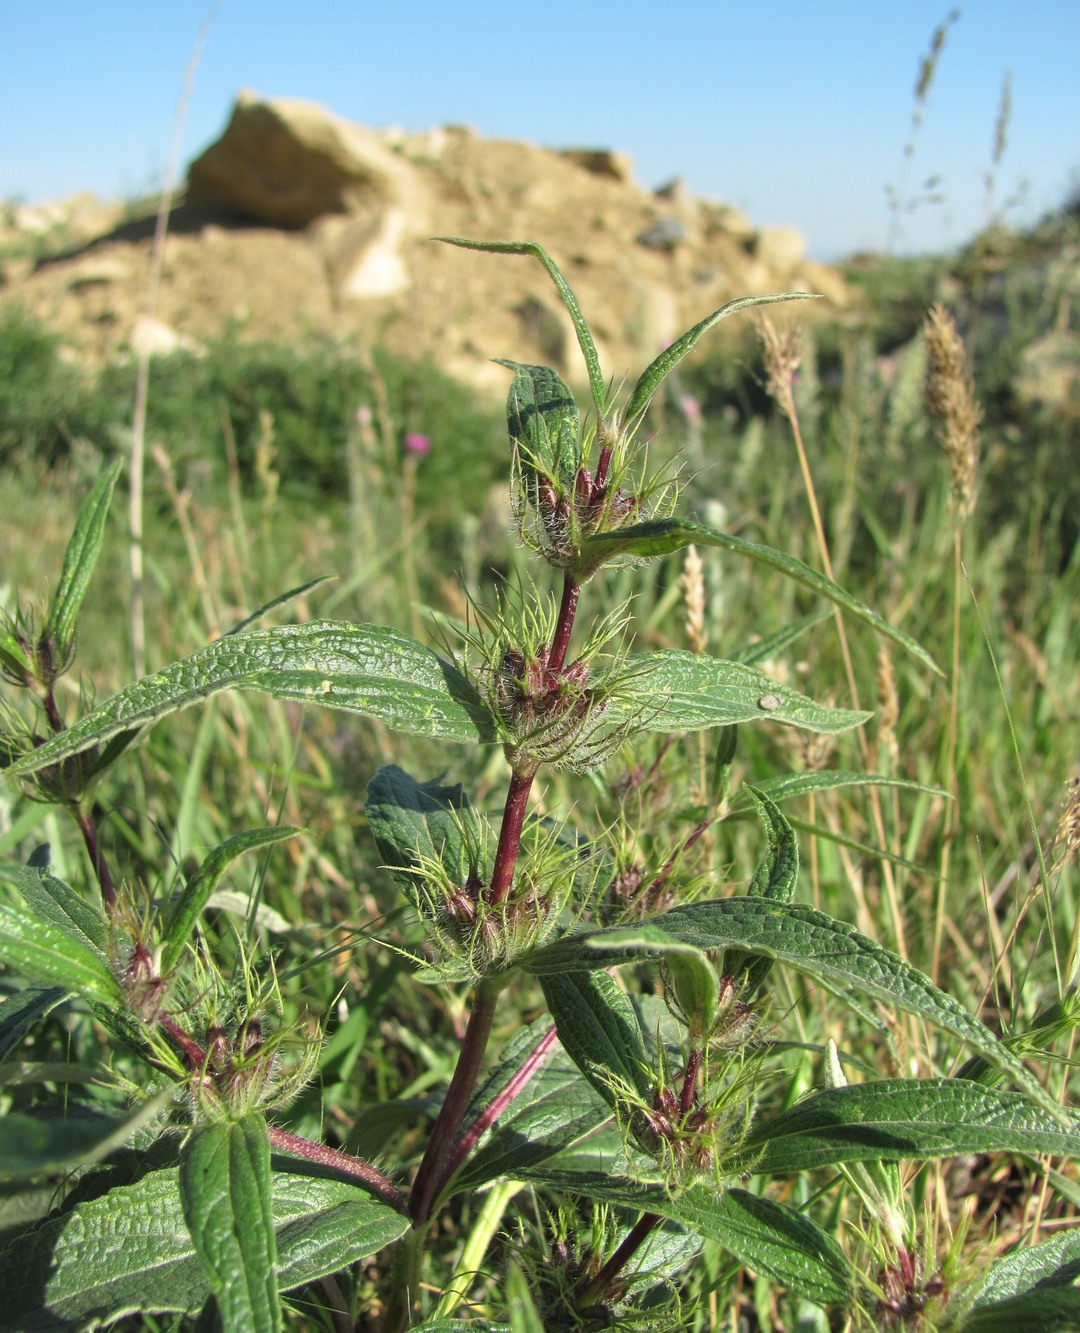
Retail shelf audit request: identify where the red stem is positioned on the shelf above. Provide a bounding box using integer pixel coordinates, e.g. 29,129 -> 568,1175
74,806 -> 117,911
548,576 -> 580,673
267,1126 -> 406,1214
441,1024 -> 559,1187
582,1213 -> 662,1306
486,768 -> 535,906
408,982 -> 500,1225
679,1047 -> 703,1116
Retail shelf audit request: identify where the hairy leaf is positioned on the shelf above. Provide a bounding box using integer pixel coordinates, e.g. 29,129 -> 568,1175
959,1288 -> 1080,1331
518,1169 -> 851,1306
624,294 -> 816,424
0,1092 -> 172,1180
437,237 -> 606,416
597,650 -> 869,736
46,458 -> 124,658
179,1114 -> 280,1333
541,970 -> 651,1109
366,764 -> 485,900
526,899 -> 1058,1115
160,826 -> 300,974
723,789 -> 798,997
5,859 -> 106,950
0,985 -> 67,1060
454,1041 -> 611,1193
5,621 -> 497,777
0,902 -> 121,1007
0,1162 -> 408,1329
731,1080 -> 1080,1176
498,361 -> 581,494
584,518 -> 941,675
962,1225 -> 1080,1310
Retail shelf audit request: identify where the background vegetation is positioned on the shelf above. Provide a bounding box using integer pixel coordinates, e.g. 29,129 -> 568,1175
0,194 -> 1078,1329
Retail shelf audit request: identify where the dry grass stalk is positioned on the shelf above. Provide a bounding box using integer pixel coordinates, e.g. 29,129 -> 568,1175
1056,777 -> 1080,867
757,316 -> 802,419
875,645 -> 901,771
924,303 -> 982,523
680,543 -> 708,655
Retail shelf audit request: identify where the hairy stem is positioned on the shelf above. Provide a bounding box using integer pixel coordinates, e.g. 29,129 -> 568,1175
408,981 -> 501,1226
548,575 -> 580,673
267,1126 -> 406,1214
73,806 -> 117,912
679,1047 -> 703,1116
486,768 -> 536,907
580,1213 -> 662,1309
442,1024 -> 558,1185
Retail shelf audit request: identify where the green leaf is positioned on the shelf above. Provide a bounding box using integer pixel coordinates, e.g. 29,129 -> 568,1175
623,294 -> 816,424
597,650 -> 869,736
525,899 -> 1058,1116
0,984 -> 67,1059
963,1226 -> 1080,1310
0,626 -> 32,682
540,970 -> 651,1110
507,1260 -> 547,1333
5,621 -> 497,777
160,826 -> 300,975
958,1289 -> 1080,1332
453,1042 -> 611,1193
518,1169 -> 852,1307
584,517 -> 941,675
730,770 -> 946,807
4,858 -> 106,950
437,237 -> 606,416
730,1080 -> 1080,1176
723,790 -> 798,998
0,1092 -> 173,1180
179,1114 -> 281,1333
46,458 -> 124,658
0,1161 -> 409,1330
498,361 -> 582,494
366,764 -> 485,900
0,901 -> 121,1007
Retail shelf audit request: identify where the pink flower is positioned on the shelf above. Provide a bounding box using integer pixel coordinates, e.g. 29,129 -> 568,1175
403,432 -> 431,456
679,394 -> 701,423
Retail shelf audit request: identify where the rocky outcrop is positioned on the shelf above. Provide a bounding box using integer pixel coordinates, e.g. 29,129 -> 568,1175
2,93 -> 848,394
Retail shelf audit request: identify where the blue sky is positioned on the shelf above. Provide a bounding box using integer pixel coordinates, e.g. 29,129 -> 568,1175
2,1 -> 1077,259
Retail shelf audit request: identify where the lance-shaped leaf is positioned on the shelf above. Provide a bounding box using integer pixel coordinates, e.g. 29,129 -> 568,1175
0,1161 -> 409,1329
963,1226 -> 1080,1312
540,970 -> 651,1111
723,789 -> 798,998
517,1168 -> 852,1307
5,859 -> 106,951
584,517 -> 941,675
453,1044 -> 610,1192
498,361 -> 581,495
160,826 -> 300,974
0,1091 -> 173,1180
729,770 -> 946,808
623,293 -> 816,425
524,899 -> 1059,1116
0,901 -> 121,1007
46,457 -> 124,660
729,1080 -> 1080,1176
437,236 -> 606,416
179,1114 -> 280,1333
596,650 -> 869,736
4,621 -> 497,778
0,985 -> 67,1059
366,764 -> 485,900
959,1288 -> 1080,1331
